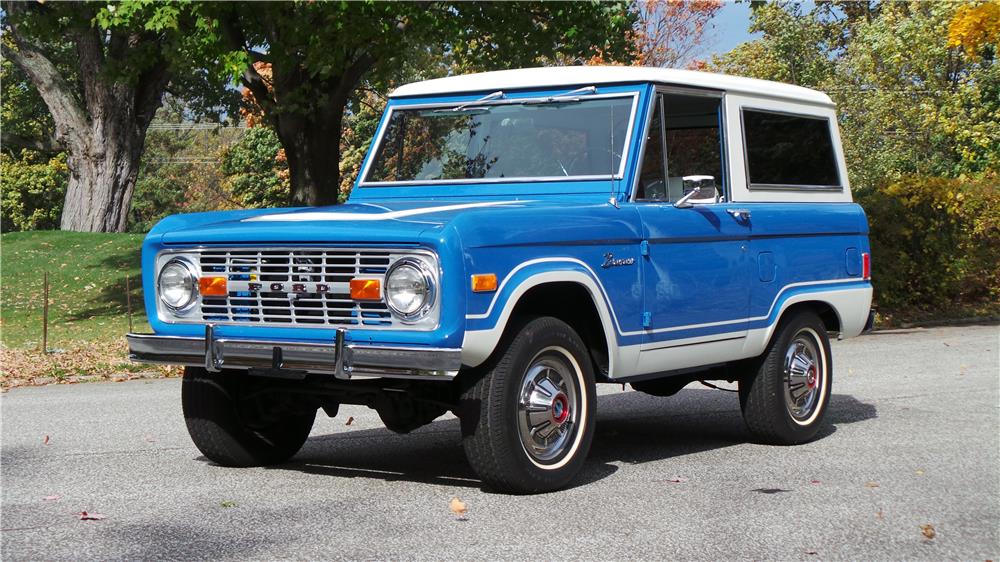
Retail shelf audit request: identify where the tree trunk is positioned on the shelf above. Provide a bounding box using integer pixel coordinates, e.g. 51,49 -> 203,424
60,127 -> 147,232
233,34 -> 374,207
275,107 -> 345,207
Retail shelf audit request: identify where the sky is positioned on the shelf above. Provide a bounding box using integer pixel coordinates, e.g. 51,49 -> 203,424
704,1 -> 760,61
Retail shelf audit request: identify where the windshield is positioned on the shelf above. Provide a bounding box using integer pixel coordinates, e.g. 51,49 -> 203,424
363,95 -> 635,184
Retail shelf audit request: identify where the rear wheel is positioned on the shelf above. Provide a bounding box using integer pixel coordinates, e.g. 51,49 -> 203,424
460,317 -> 596,494
182,367 -> 316,466
739,310 -> 832,445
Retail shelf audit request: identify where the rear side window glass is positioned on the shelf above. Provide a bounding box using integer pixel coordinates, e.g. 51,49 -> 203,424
742,109 -> 840,188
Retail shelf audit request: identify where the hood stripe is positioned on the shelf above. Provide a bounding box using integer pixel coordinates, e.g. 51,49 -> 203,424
243,200 -> 525,222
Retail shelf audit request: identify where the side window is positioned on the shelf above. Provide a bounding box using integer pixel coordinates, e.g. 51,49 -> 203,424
636,92 -> 724,203
636,95 -> 666,200
662,93 -> 724,203
742,109 -> 841,188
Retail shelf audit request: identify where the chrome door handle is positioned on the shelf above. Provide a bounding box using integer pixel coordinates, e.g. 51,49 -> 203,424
726,208 -> 751,220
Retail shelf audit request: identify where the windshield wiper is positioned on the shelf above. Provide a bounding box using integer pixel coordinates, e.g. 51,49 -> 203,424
522,85 -> 597,105
435,90 -> 505,113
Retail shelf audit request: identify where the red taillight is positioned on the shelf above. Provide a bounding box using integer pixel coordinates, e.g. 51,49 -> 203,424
862,252 -> 871,280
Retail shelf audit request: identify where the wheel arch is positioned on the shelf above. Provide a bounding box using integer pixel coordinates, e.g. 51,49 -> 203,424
461,272 -> 618,379
779,300 -> 842,334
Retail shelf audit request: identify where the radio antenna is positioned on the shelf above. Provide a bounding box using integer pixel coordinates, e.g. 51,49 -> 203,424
608,102 -> 619,208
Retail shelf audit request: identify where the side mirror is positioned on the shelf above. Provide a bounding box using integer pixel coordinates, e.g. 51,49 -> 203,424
673,186 -> 701,208
674,175 -> 717,208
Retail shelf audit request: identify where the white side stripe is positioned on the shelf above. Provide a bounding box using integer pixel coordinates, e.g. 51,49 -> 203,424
243,200 -> 526,222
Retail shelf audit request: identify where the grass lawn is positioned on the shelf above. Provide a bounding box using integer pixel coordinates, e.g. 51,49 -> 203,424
2,230 -> 149,348
1,231 -> 171,387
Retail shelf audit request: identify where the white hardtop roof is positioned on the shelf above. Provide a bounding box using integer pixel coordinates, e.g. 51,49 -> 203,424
390,66 -> 833,106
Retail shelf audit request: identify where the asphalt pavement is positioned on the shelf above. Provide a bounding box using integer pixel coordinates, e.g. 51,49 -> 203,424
2,324 -> 998,560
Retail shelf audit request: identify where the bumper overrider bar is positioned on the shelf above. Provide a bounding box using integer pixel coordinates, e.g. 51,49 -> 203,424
126,326 -> 462,380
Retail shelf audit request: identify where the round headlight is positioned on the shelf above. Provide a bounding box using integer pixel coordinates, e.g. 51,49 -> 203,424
158,258 -> 197,312
384,258 -> 435,320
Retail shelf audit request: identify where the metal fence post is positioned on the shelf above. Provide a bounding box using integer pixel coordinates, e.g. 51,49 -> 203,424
42,271 -> 49,353
126,275 -> 133,333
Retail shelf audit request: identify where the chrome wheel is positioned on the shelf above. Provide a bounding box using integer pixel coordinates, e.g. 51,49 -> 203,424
783,328 -> 824,423
516,347 -> 581,465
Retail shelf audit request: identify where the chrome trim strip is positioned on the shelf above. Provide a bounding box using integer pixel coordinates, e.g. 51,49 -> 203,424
358,92 -> 641,186
126,332 -> 462,380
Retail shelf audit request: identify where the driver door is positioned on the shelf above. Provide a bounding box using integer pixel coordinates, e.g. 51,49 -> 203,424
634,91 -> 750,370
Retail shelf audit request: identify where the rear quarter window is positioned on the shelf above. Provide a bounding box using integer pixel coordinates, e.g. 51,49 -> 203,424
742,109 -> 841,189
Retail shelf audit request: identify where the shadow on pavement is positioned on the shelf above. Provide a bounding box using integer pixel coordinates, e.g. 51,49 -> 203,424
199,388 -> 877,492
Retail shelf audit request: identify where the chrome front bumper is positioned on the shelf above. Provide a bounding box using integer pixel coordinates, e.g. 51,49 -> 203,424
126,327 -> 462,380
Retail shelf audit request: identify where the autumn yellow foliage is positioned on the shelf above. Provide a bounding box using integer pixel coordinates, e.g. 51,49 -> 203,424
948,0 -> 1000,56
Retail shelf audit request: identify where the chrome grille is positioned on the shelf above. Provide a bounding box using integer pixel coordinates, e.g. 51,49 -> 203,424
193,248 -> 406,328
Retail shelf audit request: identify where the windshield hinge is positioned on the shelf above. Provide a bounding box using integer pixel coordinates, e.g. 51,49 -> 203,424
640,240 -> 649,257
642,312 -> 652,329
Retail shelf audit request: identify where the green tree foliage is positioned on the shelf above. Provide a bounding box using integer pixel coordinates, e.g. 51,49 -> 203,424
220,127 -> 290,209
1,151 -> 67,231
0,51 -> 59,152
837,1 -> 1000,187
211,1 -> 636,206
339,90 -> 387,198
712,2 -> 835,87
1,42 -> 69,232
129,98 -> 244,232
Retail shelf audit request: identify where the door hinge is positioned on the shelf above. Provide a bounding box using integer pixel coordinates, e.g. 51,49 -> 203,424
640,240 -> 649,256
642,311 -> 652,328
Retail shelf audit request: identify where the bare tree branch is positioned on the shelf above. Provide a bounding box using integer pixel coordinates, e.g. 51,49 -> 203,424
1,132 -> 63,153
1,37 -> 88,149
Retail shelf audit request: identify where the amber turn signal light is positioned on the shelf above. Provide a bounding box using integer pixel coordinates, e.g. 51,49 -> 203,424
471,273 -> 498,293
350,278 -> 381,300
199,276 -> 228,297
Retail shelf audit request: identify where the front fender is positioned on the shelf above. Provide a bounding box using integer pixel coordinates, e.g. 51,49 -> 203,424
460,259 -> 637,376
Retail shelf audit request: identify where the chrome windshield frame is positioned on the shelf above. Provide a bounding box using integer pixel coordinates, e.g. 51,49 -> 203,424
358,91 -> 641,187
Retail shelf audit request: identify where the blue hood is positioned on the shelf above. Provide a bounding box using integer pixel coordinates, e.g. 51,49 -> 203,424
152,199 -> 537,245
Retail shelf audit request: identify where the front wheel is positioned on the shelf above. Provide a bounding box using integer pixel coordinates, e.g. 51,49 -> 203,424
460,317 -> 596,494
182,367 -> 316,467
739,310 -> 832,445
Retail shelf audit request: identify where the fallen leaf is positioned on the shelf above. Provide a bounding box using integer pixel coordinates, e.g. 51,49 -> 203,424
143,435 -> 156,443
220,500 -> 237,508
666,476 -> 688,483
810,479 -> 821,485
79,511 -> 106,521
865,481 -> 880,489
42,495 -> 61,501
752,488 -> 791,494
42,435 -> 50,445
915,469 -> 925,476
804,550 -> 819,556
449,497 -> 468,519
875,508 -> 883,519
345,416 -> 354,426
920,523 -> 936,539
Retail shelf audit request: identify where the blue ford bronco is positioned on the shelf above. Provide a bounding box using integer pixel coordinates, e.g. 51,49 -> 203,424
129,67 -> 874,493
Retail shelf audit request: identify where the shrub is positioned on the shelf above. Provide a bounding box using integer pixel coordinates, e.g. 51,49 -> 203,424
857,173 -> 1000,318
0,151 -> 68,232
